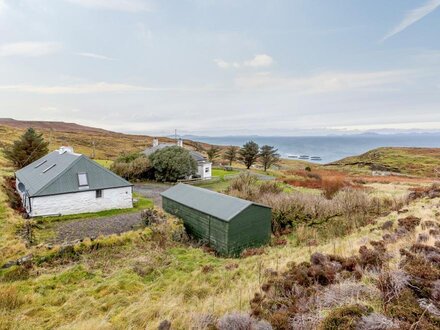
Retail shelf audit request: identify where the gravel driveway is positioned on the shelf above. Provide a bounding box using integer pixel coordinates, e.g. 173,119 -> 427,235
134,182 -> 171,207
51,212 -> 144,244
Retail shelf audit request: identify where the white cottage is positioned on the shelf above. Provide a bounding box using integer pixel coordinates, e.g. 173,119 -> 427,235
143,138 -> 212,180
15,147 -> 133,217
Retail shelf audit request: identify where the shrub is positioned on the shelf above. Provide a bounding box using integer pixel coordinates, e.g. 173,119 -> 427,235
319,280 -> 379,308
2,177 -> 24,212
397,216 -> 421,232
217,312 -> 272,330
322,177 -> 346,199
356,313 -> 396,330
149,146 -> 197,182
318,304 -> 369,330
110,153 -> 151,180
377,269 -> 410,304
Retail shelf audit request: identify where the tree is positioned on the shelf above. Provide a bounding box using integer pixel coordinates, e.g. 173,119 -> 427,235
3,128 -> 49,169
224,145 -> 238,166
206,146 -> 221,163
259,145 -> 280,172
239,141 -> 259,169
149,146 -> 197,182
110,153 -> 152,180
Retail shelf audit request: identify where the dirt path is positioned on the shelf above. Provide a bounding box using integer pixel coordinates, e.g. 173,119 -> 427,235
50,212 -> 144,244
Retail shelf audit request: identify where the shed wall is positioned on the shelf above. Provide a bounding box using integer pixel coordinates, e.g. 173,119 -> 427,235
29,186 -> 133,217
162,197 -> 229,254
228,205 -> 272,256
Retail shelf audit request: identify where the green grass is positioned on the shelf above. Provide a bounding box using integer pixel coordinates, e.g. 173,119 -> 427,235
211,168 -> 240,179
94,159 -> 113,169
193,178 -> 233,192
34,194 -> 152,224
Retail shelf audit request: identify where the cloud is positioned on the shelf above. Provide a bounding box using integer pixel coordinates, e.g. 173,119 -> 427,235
0,42 -> 61,57
243,54 -> 274,67
214,54 -> 274,69
65,0 -> 152,12
0,82 -> 221,94
235,70 -> 413,94
0,0 -> 7,14
382,0 -> 440,41
213,58 -> 240,69
77,52 -> 115,61
0,82 -> 164,94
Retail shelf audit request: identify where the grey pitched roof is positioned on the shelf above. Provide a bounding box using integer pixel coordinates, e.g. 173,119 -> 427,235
143,143 -> 175,156
161,183 -> 270,221
143,144 -> 209,163
16,150 -> 131,197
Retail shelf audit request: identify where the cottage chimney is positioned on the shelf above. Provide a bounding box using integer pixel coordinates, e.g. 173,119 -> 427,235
177,138 -> 183,148
59,146 -> 74,154
152,138 -> 159,147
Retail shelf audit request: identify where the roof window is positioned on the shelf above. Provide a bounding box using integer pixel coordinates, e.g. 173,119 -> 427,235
78,173 -> 88,187
42,164 -> 56,173
35,160 -> 47,168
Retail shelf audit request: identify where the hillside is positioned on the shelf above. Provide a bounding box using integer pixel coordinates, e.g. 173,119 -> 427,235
0,119 -> 213,160
330,147 -> 440,177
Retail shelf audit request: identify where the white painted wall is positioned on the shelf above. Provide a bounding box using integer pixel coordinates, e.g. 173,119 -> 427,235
29,186 -> 133,217
197,162 -> 212,179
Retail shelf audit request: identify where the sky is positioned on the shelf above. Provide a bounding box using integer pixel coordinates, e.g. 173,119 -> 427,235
0,0 -> 439,136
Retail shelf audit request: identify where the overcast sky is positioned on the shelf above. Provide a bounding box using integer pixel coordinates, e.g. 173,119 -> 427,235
0,0 -> 439,136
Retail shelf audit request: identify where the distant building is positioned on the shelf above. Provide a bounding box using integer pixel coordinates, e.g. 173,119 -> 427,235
143,138 -> 212,180
161,183 -> 272,256
15,147 -> 133,217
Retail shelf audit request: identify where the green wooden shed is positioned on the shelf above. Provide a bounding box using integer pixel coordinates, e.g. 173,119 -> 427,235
161,183 -> 272,256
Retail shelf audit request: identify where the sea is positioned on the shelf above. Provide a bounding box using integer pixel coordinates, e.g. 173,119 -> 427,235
186,134 -> 440,164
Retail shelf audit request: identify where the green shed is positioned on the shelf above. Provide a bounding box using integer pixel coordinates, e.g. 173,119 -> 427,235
161,183 -> 272,256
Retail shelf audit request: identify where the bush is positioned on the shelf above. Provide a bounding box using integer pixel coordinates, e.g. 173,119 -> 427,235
2,177 -> 24,212
356,313 -> 396,330
149,146 -> 197,182
318,304 -> 369,330
322,178 -> 346,199
110,153 -> 152,180
217,312 -> 272,330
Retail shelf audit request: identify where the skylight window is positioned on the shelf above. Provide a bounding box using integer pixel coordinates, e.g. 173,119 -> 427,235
78,173 -> 88,187
35,160 -> 47,168
42,164 -> 56,173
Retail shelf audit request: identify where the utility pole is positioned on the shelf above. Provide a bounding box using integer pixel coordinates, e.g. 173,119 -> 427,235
91,140 -> 96,159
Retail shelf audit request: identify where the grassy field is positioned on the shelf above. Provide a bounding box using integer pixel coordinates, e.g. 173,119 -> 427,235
331,147 -> 440,177
211,168 -> 240,179
2,122 -> 440,329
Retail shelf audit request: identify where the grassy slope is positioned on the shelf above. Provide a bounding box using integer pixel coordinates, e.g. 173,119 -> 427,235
0,122 -> 214,160
2,194 -> 436,329
330,147 -> 440,177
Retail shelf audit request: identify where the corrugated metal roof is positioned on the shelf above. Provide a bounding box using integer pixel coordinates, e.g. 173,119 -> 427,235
161,183 -> 270,221
143,144 -> 208,163
16,150 -> 131,197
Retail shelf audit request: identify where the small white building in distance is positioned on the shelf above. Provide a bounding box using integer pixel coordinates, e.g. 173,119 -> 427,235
15,147 -> 133,217
143,138 -> 212,180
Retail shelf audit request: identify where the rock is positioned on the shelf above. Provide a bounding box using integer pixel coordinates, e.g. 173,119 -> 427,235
16,254 -> 33,265
1,260 -> 17,269
158,320 -> 171,330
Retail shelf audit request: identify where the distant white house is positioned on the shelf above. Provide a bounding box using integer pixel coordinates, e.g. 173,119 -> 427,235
15,147 -> 133,217
143,138 -> 212,180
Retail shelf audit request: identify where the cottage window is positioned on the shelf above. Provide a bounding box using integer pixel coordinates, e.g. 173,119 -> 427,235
96,189 -> 102,198
205,167 -> 209,173
78,173 -> 88,187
